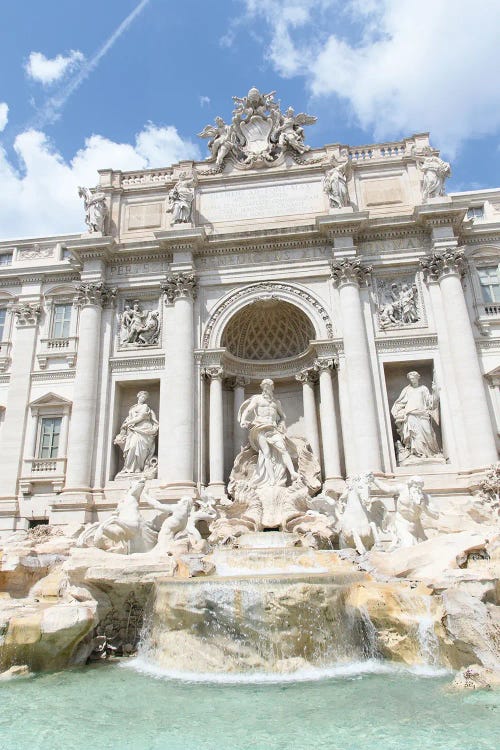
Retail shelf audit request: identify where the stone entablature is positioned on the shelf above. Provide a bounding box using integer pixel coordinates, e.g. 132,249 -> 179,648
0,112 -> 498,535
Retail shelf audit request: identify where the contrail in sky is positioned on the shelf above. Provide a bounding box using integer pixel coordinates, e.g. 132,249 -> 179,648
32,0 -> 151,128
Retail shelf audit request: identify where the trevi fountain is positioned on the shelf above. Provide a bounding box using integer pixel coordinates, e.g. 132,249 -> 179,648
0,88 -> 499,749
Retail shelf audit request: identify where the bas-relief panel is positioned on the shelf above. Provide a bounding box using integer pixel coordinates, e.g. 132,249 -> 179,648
198,180 -> 325,224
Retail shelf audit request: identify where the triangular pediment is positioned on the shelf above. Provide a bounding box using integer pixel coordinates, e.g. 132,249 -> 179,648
29,392 -> 72,408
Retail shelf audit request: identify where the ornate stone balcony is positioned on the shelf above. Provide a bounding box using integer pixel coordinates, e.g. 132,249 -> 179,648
20,457 -> 67,494
37,337 -> 78,369
475,302 -> 500,336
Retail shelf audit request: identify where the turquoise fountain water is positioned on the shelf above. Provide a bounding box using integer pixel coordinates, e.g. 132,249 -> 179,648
1,662 -> 498,750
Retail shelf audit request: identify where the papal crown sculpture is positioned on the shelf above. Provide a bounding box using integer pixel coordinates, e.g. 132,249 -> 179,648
198,87 -> 317,170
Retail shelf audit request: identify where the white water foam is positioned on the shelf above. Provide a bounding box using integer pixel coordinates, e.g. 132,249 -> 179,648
122,656 -> 449,684
213,563 -> 329,576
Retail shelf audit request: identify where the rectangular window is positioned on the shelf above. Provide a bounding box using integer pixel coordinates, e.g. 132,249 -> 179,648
478,267 -> 500,303
38,417 -> 62,458
0,309 -> 5,341
52,303 -> 72,338
467,205 -> 484,221
0,253 -> 13,266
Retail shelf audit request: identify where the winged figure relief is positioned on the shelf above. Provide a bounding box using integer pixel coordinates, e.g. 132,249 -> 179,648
275,107 -> 317,155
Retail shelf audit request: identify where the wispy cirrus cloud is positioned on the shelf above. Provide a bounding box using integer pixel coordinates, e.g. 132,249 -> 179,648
25,50 -> 85,85
31,0 -> 151,128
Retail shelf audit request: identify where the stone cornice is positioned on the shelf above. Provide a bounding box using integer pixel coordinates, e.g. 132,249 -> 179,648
154,226 -> 206,251
109,355 -> 165,372
316,211 -> 369,239
62,236 -> 115,266
414,203 -> 467,231
375,334 -> 438,352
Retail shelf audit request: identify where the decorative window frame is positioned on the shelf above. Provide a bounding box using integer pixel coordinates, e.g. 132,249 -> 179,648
38,285 -> 79,368
466,246 -> 500,336
20,392 -> 72,494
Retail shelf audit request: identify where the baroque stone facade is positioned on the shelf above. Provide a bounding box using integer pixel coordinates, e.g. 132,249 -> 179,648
0,88 -> 498,534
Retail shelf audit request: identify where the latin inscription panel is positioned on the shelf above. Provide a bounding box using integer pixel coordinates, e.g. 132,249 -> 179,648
199,180 -> 325,224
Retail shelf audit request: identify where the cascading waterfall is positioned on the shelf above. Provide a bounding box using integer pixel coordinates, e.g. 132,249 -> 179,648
416,600 -> 440,666
137,571 -> 380,675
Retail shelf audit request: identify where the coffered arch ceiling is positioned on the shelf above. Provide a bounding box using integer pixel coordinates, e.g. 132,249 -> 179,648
222,299 -> 315,361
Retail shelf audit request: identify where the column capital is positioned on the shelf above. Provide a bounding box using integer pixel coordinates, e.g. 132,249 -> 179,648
74,281 -> 116,308
12,302 -> 42,327
226,375 -> 250,389
330,258 -> 372,288
162,271 -> 197,303
295,367 -> 319,384
420,249 -> 467,282
202,365 -> 224,380
314,357 -> 338,372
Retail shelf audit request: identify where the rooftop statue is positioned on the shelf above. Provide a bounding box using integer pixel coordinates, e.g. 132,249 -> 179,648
414,147 -> 451,202
166,171 -> 196,224
78,186 -> 107,233
198,87 -> 316,170
323,159 -> 351,209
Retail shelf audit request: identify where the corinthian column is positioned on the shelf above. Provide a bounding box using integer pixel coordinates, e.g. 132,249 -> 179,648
420,250 -> 497,467
63,282 -> 115,500
295,367 -> 320,460
161,272 -> 197,493
330,258 -> 382,472
204,366 -> 225,494
0,303 -> 41,519
315,359 -> 342,480
232,377 -> 249,456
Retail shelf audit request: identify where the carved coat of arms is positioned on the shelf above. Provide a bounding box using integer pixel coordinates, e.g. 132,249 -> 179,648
198,87 -> 316,170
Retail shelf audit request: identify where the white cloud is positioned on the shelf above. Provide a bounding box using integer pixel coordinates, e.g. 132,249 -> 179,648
25,50 -> 85,85
0,124 -> 200,239
30,0 -> 150,126
199,96 -> 211,107
242,0 -> 500,155
0,103 -> 8,132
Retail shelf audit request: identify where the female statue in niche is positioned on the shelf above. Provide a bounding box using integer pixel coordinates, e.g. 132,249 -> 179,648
391,371 -> 443,465
114,390 -> 159,476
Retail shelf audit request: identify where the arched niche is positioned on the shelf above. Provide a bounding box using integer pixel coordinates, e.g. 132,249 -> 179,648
202,281 -> 334,351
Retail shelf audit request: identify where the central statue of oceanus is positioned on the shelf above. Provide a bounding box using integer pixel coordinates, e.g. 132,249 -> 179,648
238,378 -> 299,487
209,379 -> 323,542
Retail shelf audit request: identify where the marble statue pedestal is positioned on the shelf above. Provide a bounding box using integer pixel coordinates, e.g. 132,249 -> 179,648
328,205 -> 354,215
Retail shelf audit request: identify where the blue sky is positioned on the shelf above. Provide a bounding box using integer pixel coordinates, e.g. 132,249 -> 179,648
0,0 -> 499,238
